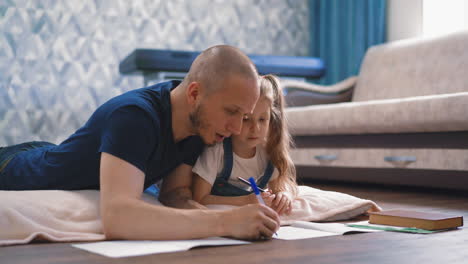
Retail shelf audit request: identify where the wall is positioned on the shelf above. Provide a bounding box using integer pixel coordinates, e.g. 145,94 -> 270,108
386,0 -> 423,42
387,0 -> 468,42
0,0 -> 310,145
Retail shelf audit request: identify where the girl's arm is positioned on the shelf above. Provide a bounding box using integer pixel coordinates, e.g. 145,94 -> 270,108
192,173 -> 258,206
268,178 -> 293,215
159,164 -> 206,209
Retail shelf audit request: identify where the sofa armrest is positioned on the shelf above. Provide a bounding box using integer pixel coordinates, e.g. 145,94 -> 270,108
281,76 -> 357,107
281,76 -> 357,94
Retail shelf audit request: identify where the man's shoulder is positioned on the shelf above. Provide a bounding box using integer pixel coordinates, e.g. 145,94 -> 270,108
98,83 -> 175,126
105,81 -> 178,111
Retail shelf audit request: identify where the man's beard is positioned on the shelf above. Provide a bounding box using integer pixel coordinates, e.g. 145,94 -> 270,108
189,104 -> 215,146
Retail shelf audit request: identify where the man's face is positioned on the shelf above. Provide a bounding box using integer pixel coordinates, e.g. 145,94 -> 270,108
189,76 -> 260,146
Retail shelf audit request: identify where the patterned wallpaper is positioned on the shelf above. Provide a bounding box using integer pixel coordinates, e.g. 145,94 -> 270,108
0,0 -> 309,145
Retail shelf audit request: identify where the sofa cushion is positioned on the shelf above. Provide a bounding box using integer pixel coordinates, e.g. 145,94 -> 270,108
286,92 -> 468,135
353,30 -> 468,102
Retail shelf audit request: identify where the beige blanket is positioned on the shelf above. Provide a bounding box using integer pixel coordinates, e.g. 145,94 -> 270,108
0,186 -> 380,246
0,190 -> 105,246
280,185 -> 381,224
207,186 -> 381,225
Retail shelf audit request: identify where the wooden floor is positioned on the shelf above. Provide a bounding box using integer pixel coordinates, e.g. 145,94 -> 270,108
1,181 -> 468,264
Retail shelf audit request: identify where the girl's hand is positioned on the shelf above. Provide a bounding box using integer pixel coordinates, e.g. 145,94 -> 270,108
271,192 -> 292,215
260,191 -> 275,207
247,192 -> 275,207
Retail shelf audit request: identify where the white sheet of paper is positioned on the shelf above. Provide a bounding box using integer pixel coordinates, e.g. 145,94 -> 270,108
71,237 -> 250,258
275,226 -> 338,240
292,221 -> 382,234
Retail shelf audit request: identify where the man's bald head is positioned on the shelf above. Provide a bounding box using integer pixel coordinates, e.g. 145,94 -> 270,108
182,45 -> 259,94
177,46 -> 261,144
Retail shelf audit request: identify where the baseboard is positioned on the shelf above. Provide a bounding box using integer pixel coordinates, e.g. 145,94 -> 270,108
296,165 -> 468,191
293,131 -> 468,149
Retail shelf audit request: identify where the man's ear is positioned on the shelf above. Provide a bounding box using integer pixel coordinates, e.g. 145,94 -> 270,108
186,81 -> 202,106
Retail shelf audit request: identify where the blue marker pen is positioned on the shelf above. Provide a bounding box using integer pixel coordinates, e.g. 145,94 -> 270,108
248,177 -> 266,205
248,177 -> 277,237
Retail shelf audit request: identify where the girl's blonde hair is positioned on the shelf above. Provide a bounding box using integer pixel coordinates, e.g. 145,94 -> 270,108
259,74 -> 298,197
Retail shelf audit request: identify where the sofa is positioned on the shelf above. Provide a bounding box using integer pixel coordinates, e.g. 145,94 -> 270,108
283,30 -> 468,191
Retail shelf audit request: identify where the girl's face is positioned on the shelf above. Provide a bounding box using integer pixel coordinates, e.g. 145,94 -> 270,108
232,97 -> 271,149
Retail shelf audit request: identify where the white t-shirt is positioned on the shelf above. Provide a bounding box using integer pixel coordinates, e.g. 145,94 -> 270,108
192,143 -> 279,190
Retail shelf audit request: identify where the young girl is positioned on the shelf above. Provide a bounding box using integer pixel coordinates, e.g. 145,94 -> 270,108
192,74 -> 297,215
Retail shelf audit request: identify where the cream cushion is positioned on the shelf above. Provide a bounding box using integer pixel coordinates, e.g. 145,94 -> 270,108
286,92 -> 468,135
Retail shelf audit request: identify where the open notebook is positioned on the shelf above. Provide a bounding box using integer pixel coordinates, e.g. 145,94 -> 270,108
72,237 -> 250,258
275,221 -> 382,240
73,222 -> 378,258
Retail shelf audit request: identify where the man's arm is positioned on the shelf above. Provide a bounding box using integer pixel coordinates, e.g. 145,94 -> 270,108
99,152 -> 281,240
158,164 -> 206,209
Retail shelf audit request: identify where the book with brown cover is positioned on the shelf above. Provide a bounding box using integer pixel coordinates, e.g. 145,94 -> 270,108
369,209 -> 463,230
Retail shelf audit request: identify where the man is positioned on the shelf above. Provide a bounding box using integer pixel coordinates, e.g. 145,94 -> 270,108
0,45 -> 280,240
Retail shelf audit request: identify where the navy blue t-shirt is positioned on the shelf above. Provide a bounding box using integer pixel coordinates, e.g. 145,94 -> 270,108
3,81 -> 204,190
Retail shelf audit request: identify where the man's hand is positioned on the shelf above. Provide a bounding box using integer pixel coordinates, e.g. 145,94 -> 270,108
220,204 -> 280,240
